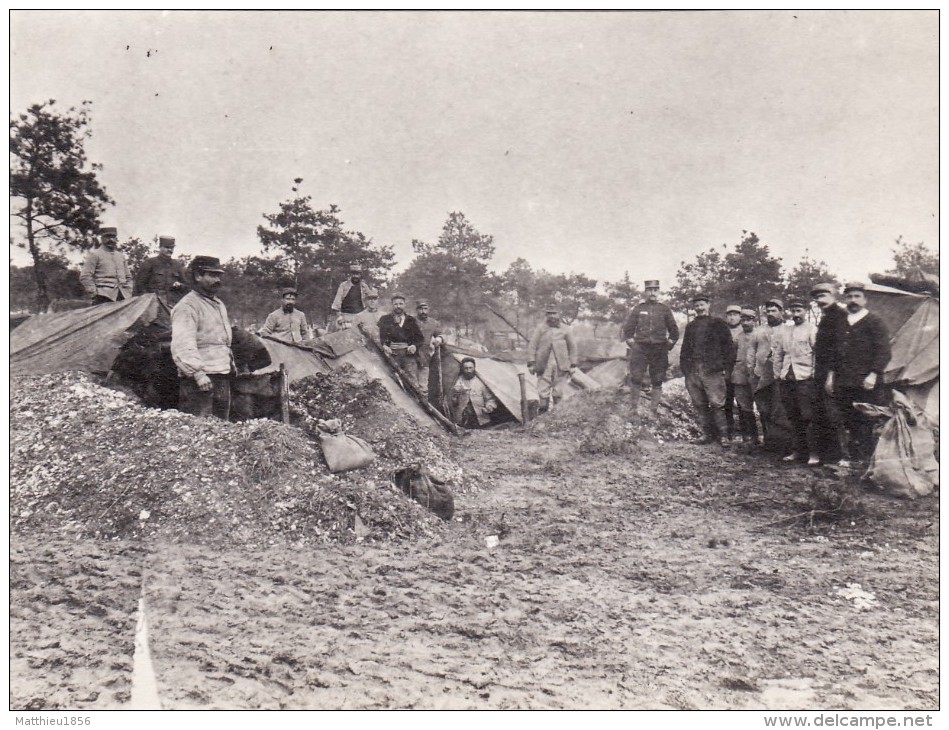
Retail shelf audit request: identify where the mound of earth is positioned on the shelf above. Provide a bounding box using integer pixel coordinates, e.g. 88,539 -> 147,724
11,370 -> 465,547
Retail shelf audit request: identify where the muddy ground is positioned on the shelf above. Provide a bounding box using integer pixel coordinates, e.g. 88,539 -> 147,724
10,428 -> 938,710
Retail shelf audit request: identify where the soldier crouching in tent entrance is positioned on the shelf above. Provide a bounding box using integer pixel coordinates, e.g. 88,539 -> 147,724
450,357 -> 498,428
527,304 -> 578,413
622,279 -> 679,421
170,256 -> 234,420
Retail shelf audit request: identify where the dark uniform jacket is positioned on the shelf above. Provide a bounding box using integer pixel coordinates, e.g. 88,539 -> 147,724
622,301 -> 679,346
814,303 -> 847,384
834,311 -> 891,388
378,313 -> 425,349
133,255 -> 188,300
679,315 -> 736,376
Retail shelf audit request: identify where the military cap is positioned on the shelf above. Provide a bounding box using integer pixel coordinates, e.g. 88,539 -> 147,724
390,292 -> 407,302
787,297 -> 808,309
100,226 -> 118,237
740,308 -> 757,319
765,297 -> 784,310
691,294 -> 710,303
416,300 -> 430,309
349,263 -> 362,273
644,279 -> 660,289
843,281 -> 866,294
281,287 -> 297,297
158,235 -> 175,247
809,281 -> 837,297
725,304 -> 742,314
544,304 -> 560,313
190,255 -> 225,274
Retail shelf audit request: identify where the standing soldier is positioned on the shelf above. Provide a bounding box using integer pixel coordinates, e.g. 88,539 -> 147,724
170,256 -> 233,420
749,298 -> 787,444
732,308 -> 760,445
772,297 -> 819,465
827,282 -> 891,465
378,293 -> 425,388
80,226 -> 132,305
679,294 -> 735,447
811,282 -> 848,465
259,287 -> 310,343
330,263 -> 376,331
621,279 -> 679,420
527,304 -> 578,413
723,304 -> 743,441
414,300 -> 443,398
133,235 -> 188,305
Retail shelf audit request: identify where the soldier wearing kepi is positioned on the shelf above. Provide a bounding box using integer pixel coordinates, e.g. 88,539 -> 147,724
170,256 -> 234,420
810,281 -> 848,465
723,304 -> 743,441
132,235 -> 188,305
259,287 -> 310,343
378,293 -> 425,388
330,263 -> 377,331
679,294 -> 736,447
621,279 -> 679,420
773,297 -> 820,465
80,226 -> 132,305
414,300 -> 443,398
527,304 -> 578,413
732,308 -> 761,445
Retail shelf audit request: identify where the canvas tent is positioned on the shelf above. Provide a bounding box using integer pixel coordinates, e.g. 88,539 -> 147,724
11,295 -> 441,432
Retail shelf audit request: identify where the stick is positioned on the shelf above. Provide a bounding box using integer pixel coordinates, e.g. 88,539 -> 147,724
279,363 -> 290,424
518,372 -> 529,424
483,303 -> 529,342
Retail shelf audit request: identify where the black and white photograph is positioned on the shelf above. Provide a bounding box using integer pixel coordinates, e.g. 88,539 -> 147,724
9,10 -> 939,716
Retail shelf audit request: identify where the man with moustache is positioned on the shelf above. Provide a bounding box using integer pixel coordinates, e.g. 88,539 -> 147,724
331,263 -> 377,331
622,279 -> 679,420
378,293 -> 426,388
414,300 -> 444,398
259,287 -> 310,343
80,226 -> 132,305
810,282 -> 848,465
826,282 -> 891,464
171,256 -> 234,420
679,294 -> 735,447
772,298 -> 819,465
450,357 -> 498,428
723,304 -> 743,441
527,304 -> 578,413
748,298 -> 787,444
732,308 -> 760,446
132,235 -> 188,305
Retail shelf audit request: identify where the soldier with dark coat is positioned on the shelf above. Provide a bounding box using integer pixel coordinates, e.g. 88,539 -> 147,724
622,279 -> 679,419
811,281 -> 848,464
133,235 -> 188,305
330,263 -> 377,331
679,294 -> 736,447
415,300 -> 443,398
378,293 -> 425,387
826,282 -> 891,464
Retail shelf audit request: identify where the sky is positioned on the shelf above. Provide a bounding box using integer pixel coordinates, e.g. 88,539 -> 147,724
10,10 -> 939,290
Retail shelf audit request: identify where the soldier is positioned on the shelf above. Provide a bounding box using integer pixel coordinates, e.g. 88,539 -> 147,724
749,298 -> 787,444
330,263 -> 377,331
414,300 -> 443,398
811,281 -> 848,465
773,297 -> 819,465
170,256 -> 233,420
732,308 -> 760,445
723,304 -> 743,441
132,235 -> 188,304
527,304 -> 578,413
79,226 -> 132,305
621,279 -> 679,419
378,293 -> 425,387
450,357 -> 499,428
826,282 -> 891,465
259,287 -> 310,343
679,294 -> 735,447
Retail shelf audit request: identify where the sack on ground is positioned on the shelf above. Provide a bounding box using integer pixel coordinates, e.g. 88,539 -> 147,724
392,466 -> 455,521
857,391 -> 938,499
318,431 -> 375,473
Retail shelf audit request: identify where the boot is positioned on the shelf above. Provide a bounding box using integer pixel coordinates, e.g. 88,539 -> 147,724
629,382 -> 642,415
712,408 -> 730,448
648,385 -> 662,418
694,410 -> 717,444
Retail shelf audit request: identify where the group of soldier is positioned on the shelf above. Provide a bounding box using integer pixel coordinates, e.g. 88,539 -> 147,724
623,278 -> 891,468
79,228 -> 893,463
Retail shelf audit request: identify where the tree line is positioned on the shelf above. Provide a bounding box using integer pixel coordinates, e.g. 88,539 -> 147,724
11,100 -> 939,343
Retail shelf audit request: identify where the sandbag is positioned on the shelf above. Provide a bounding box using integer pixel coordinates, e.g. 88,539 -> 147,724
318,431 -> 375,473
856,391 -> 938,499
392,466 -> 455,521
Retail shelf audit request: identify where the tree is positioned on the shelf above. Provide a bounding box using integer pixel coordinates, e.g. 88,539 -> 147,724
668,245 -> 726,311
257,179 -> 395,324
10,100 -> 114,309
10,252 -> 85,312
121,236 -> 154,279
785,251 -> 839,300
888,236 -> 938,278
581,292 -> 614,337
605,271 -> 643,324
414,211 -> 495,262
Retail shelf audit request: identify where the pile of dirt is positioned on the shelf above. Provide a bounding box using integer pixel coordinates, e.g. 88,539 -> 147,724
530,379 -> 701,446
10,370 -> 460,546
